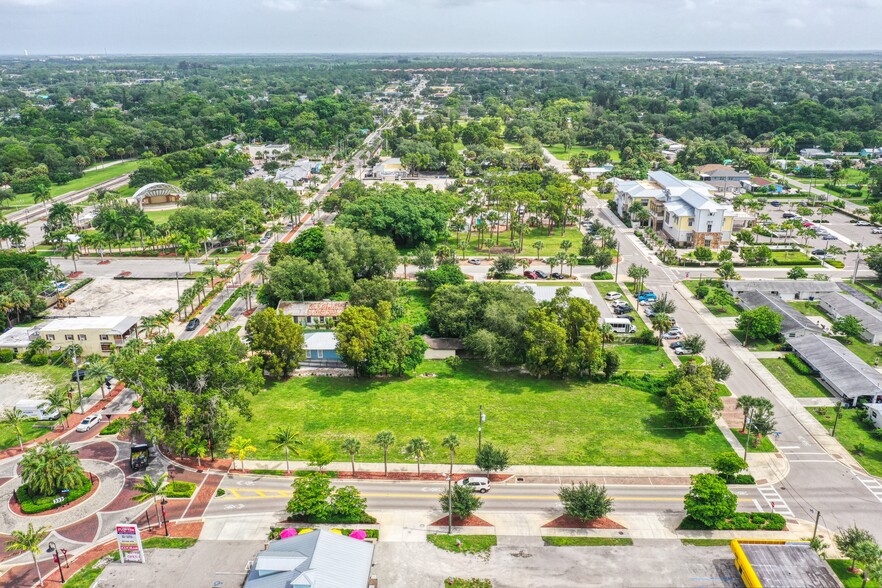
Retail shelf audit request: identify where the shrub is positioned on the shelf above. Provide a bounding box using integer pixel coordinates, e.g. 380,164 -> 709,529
16,473 -> 92,514
633,329 -> 658,345
27,354 -> 49,366
558,482 -> 613,521
591,271 -> 614,280
99,417 -> 128,435
164,481 -> 196,498
49,350 -> 66,365
0,349 -> 13,363
784,353 -> 813,375
695,285 -> 710,299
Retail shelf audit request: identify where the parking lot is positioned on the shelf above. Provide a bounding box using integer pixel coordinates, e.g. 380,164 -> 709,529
762,203 -> 874,267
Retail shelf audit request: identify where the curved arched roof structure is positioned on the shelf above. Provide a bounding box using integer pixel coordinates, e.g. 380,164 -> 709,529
132,182 -> 185,202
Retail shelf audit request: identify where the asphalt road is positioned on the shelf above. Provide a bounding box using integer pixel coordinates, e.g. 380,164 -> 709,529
205,475 -> 765,517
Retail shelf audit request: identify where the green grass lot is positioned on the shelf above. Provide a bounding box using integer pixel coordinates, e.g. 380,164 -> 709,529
395,285 -> 431,332
143,207 -> 181,225
545,144 -> 622,163
851,280 -> 882,305
730,428 -> 777,453
769,250 -> 819,266
543,536 -> 633,546
236,360 -> 729,466
729,330 -> 780,352
0,361 -> 74,392
2,161 -> 141,209
810,407 -> 882,477
682,280 -> 740,317
828,559 -> 881,588
0,420 -> 59,452
612,344 -> 673,375
786,301 -> 825,317
428,534 -> 497,554
445,226 -> 583,258
759,358 -> 832,398
829,335 -> 882,365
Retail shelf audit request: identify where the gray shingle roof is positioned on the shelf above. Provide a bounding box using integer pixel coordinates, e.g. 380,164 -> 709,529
738,291 -> 821,335
789,334 -> 882,400
726,280 -> 839,296
819,292 -> 882,336
244,530 -> 374,588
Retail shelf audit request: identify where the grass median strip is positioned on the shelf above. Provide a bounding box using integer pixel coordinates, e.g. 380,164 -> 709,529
542,536 -> 633,546
428,534 -> 497,554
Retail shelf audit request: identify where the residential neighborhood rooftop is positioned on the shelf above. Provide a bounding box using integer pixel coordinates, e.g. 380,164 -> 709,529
277,301 -> 349,317
737,291 -> 821,336
819,292 -> 882,335
788,333 -> 882,401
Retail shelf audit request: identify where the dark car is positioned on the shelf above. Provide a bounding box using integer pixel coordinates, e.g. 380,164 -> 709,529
71,369 -> 87,382
811,249 -> 826,255
770,201 -> 781,207
534,270 -> 549,279
614,305 -> 633,314
550,272 -> 566,279
670,341 -> 684,349
186,318 -> 201,331
523,270 -> 538,279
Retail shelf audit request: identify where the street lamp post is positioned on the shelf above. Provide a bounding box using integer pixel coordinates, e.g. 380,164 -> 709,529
47,541 -> 65,584
743,408 -> 754,462
477,406 -> 485,451
161,498 -> 170,537
445,474 -> 453,535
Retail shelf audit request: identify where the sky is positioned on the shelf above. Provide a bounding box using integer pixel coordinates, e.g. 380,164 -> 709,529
1,0 -> 881,55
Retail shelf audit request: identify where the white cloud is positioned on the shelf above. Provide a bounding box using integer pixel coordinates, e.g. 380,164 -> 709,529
0,0 -> 55,5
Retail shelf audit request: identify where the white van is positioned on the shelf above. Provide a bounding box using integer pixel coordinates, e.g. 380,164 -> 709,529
604,317 -> 637,334
15,399 -> 60,421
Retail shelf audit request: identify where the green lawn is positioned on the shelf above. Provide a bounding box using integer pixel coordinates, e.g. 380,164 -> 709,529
810,407 -> 882,477
236,360 -> 730,466
395,285 -> 431,332
730,330 -> 780,351
682,280 -> 740,317
612,344 -> 674,375
769,250 -> 819,266
730,429 -> 777,453
851,280 -> 882,305
786,301 -> 825,317
427,534 -> 497,554
593,281 -> 624,299
830,335 -> 882,365
445,226 -> 583,258
0,361 -> 73,390
144,207 -> 181,225
543,536 -> 633,546
759,358 -> 832,398
680,538 -> 731,547
828,559 -> 881,588
2,161 -> 141,209
545,144 -> 621,163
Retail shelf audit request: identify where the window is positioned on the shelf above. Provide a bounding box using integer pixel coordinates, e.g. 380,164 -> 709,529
100,335 -> 109,341
65,334 -> 74,341
78,335 -> 87,341
100,343 -> 113,352
45,334 -> 55,341
706,223 -> 713,232
316,350 -> 324,359
704,238 -> 712,248
687,219 -> 694,227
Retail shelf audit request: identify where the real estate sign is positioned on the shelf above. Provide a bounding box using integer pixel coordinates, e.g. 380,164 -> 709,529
115,524 -> 146,563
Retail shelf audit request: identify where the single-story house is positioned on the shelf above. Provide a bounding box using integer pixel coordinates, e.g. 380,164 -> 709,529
867,403 -> 882,429
371,157 -> 405,179
800,148 -> 829,159
302,332 -> 341,365
39,316 -> 139,355
580,165 -> 614,179
818,292 -> 882,344
0,326 -> 39,354
277,301 -> 348,327
422,336 -> 465,360
724,280 -> 839,301
789,333 -> 882,405
273,158 -> 316,187
244,529 -> 375,588
737,291 -> 822,338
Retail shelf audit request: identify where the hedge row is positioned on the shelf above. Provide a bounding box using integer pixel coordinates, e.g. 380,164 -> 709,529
784,353 -> 814,376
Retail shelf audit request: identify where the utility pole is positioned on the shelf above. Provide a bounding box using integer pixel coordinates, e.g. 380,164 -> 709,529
478,405 -> 485,451
831,401 -> 843,437
743,408 -> 753,462
852,244 -> 863,283
811,510 -> 821,543
73,351 -> 83,413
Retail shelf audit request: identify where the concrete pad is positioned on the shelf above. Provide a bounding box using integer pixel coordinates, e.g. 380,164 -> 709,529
374,511 -> 429,542
51,277 -> 193,321
200,514 -> 280,541
614,514 -> 680,540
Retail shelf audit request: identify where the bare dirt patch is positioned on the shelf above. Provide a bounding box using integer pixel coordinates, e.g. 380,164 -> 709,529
429,514 -> 493,527
542,515 -> 626,529
0,373 -> 57,410
50,278 -> 193,320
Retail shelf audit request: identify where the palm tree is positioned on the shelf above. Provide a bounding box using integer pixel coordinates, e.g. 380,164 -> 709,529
27,338 -> 50,356
85,357 -> 113,398
599,323 -> 615,351
20,442 -> 84,496
342,437 -> 362,476
183,437 -> 208,468
374,431 -> 395,476
1,408 -> 29,450
252,261 -> 271,285
533,240 -> 545,261
129,214 -> 153,251
6,524 -> 50,587
442,434 -> 460,476
43,388 -> 70,429
62,241 -> 81,274
2,221 -> 26,249
269,426 -> 302,473
405,437 -> 430,477
33,184 -> 52,211
650,312 -> 673,350
239,282 -> 258,312
156,309 -> 176,332
177,237 -> 198,274
204,265 -> 221,286
131,473 -> 168,528
228,260 -> 244,285
226,436 -> 257,471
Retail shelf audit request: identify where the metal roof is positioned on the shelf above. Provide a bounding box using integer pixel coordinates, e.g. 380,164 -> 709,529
726,280 -> 839,295
738,542 -> 840,588
40,316 -> 139,334
819,292 -> 882,335
303,331 -> 337,351
131,182 -> 184,202
789,334 -> 882,399
738,291 -> 822,335
244,530 -> 374,588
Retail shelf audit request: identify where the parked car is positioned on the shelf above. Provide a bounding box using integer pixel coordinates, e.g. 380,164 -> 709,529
856,221 -> 871,226
456,477 -> 491,493
872,228 -> 882,234
668,326 -> 684,334
645,309 -> 656,317
523,270 -> 539,279
186,318 -> 201,331
621,315 -> 636,322
71,369 -> 87,382
639,299 -> 654,306
614,306 -> 633,315
468,258 -> 482,265
782,212 -> 796,219
670,341 -> 684,349
823,235 -> 838,240
550,272 -> 566,279
811,249 -> 826,255
770,201 -> 781,207
662,331 -> 682,340
604,292 -> 622,301
674,347 -> 694,355
534,270 -> 549,279
76,415 -> 101,432
638,293 -> 657,302
259,237 -> 269,244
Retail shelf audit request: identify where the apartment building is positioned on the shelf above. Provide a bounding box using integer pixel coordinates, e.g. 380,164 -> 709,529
39,316 -> 139,355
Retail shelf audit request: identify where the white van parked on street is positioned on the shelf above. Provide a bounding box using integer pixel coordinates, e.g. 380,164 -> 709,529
15,399 -> 60,421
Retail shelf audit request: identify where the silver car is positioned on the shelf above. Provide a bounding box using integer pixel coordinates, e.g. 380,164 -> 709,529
456,476 -> 491,493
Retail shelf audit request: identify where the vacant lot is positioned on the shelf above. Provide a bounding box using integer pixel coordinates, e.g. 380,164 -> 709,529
0,362 -> 71,410
442,226 -> 583,258
2,161 -> 140,209
50,277 -> 193,320
236,360 -> 729,466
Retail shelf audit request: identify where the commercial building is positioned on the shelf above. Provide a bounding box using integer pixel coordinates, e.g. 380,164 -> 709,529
694,164 -> 751,193
818,292 -> 882,344
244,529 -> 375,588
737,291 -> 822,339
613,170 -> 743,249
730,540 -> 840,588
273,158 -> 319,188
788,333 -> 882,405
39,316 -> 139,355
277,301 -> 349,327
371,157 -> 405,180
724,280 -> 839,301
516,283 -> 592,304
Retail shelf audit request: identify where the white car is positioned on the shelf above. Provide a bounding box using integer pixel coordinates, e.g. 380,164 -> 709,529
674,347 -> 694,355
467,258 -> 482,265
76,415 -> 101,432
857,221 -> 870,226
604,292 -> 622,301
456,476 -> 491,493
872,228 -> 882,234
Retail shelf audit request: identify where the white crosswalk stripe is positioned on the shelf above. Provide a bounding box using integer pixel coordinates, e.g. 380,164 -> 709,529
758,485 -> 794,517
856,477 -> 882,504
